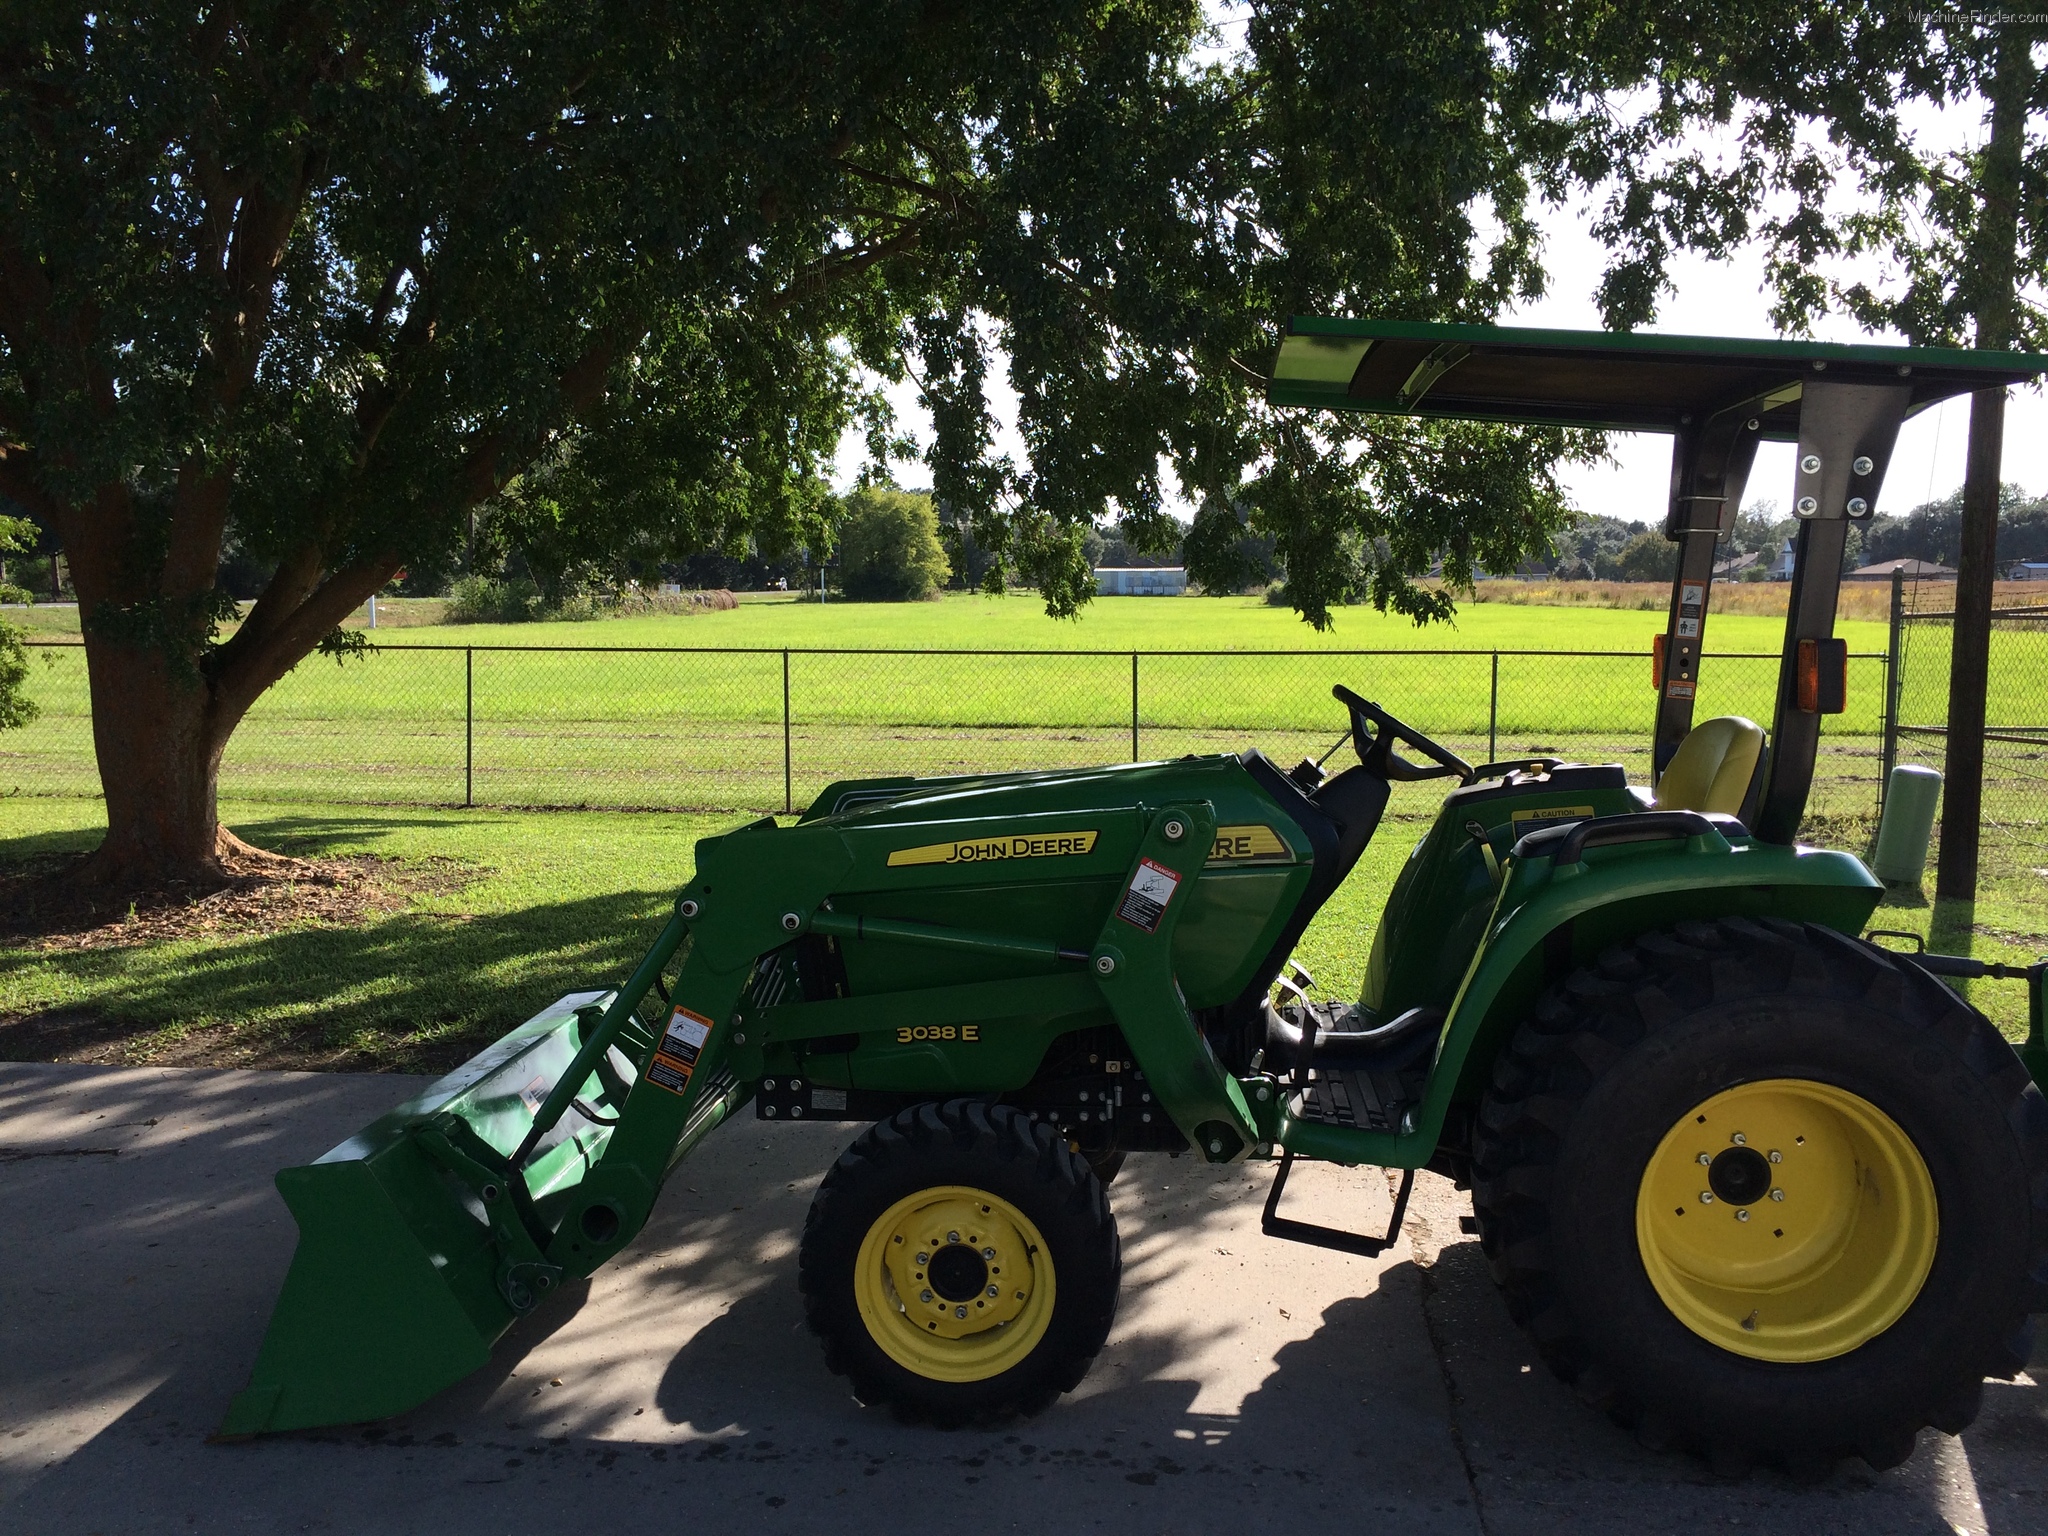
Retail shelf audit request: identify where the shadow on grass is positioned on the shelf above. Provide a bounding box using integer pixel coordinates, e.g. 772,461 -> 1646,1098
0,886 -> 677,1074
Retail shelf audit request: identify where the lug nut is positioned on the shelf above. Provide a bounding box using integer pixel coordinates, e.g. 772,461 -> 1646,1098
987,1285 -> 1000,1298
1801,453 -> 1822,474
920,1289 -> 933,1303
947,1231 -> 960,1243
981,1247 -> 995,1259
1770,1188 -> 1785,1201
1847,497 -> 1868,516
915,1252 -> 929,1265
1730,1132 -> 1747,1145
1768,1150 -> 1782,1164
955,1306 -> 969,1319
1736,1209 -> 1751,1222
1797,495 -> 1819,515
1853,455 -> 1874,476
1700,1191 -> 1715,1204
1696,1152 -> 1710,1166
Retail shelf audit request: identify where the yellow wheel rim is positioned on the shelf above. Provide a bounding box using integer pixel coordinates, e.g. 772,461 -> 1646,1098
1636,1079 -> 1938,1362
853,1185 -> 1057,1383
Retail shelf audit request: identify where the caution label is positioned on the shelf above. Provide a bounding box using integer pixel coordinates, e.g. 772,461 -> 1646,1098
1510,804 -> 1596,827
646,1006 -> 713,1096
1117,858 -> 1182,933
1209,824 -> 1290,862
887,829 -> 1099,867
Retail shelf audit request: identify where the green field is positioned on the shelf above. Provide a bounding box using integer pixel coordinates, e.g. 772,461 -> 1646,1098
0,791 -> 2036,1069
1,592 -> 1920,819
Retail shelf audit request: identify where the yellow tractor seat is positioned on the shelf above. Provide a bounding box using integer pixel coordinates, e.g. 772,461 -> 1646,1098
1653,716 -> 1764,817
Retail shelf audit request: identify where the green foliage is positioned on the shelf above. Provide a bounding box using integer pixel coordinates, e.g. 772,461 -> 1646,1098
0,621 -> 36,730
1608,529 -> 1678,583
1864,485 -> 2048,568
837,487 -> 952,602
1532,11 -> 2045,352
445,576 -> 544,626
0,1 -> 1667,871
315,628 -> 373,665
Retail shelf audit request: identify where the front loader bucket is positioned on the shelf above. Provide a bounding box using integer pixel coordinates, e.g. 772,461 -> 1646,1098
219,989 -> 635,1437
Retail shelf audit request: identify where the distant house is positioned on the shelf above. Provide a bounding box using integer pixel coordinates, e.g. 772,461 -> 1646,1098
1846,558 -> 1959,581
1768,548 -> 1797,581
1713,550 -> 1762,580
1095,566 -> 1187,596
2010,561 -> 2048,581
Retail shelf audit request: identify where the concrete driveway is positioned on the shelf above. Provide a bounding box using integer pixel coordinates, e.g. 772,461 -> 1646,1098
0,1061 -> 2041,1535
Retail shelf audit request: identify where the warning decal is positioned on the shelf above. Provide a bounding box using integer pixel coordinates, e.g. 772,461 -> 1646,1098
1510,804 -> 1596,827
647,1006 -> 713,1096
1117,858 -> 1182,933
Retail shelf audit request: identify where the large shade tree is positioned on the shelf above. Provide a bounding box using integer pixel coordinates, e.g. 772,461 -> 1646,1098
1519,6 -> 2048,898
1,0 -> 1595,888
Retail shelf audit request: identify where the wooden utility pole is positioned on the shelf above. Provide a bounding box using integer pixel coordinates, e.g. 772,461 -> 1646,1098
1937,26 -> 2033,905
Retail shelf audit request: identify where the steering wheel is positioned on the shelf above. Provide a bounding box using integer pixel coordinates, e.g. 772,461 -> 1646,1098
1332,684 -> 1476,784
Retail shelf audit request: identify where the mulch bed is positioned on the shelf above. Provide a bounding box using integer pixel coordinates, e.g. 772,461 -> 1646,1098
0,849 -> 479,1071
0,847 -> 469,952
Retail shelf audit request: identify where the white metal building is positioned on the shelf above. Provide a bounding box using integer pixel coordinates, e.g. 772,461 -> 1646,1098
1094,566 -> 1188,596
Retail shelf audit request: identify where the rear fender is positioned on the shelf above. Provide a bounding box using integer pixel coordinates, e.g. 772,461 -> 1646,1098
1275,832 -> 1882,1167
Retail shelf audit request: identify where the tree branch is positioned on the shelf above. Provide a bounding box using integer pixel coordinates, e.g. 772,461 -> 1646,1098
764,227 -> 927,313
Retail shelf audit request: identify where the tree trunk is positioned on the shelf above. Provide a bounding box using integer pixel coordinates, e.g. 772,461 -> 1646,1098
74,633 -> 240,887
1935,25 -> 2033,907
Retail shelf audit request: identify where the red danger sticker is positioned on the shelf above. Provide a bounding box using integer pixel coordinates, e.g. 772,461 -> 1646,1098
1116,858 -> 1181,933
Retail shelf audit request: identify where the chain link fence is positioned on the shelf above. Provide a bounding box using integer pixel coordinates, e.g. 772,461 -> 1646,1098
0,641 -> 1891,819
1890,590 -> 2048,870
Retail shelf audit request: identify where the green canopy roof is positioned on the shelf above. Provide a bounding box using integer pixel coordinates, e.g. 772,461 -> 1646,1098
1268,317 -> 2048,439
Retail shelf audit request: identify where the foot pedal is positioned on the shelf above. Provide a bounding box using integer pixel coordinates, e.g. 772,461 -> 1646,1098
1260,1152 -> 1414,1258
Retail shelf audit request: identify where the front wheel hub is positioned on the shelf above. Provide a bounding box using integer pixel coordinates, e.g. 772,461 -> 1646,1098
855,1185 -> 1058,1381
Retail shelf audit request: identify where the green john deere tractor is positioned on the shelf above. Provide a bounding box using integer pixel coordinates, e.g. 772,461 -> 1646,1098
224,322 -> 2048,1474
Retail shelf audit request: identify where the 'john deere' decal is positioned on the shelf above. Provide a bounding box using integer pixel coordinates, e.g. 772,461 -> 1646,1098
1209,824 -> 1289,861
888,830 -> 1099,866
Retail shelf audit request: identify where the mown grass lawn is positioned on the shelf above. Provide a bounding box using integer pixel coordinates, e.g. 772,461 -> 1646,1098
4,592 -> 1928,818
0,790 -> 2038,1071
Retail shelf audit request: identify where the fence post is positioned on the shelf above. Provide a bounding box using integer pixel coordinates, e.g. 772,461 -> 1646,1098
1488,653 -> 1499,765
1882,568 -> 1904,811
464,647 -> 474,808
783,649 -> 793,816
1131,653 -> 1139,762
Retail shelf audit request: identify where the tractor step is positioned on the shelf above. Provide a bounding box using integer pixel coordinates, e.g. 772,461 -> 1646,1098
1293,1064 -> 1416,1133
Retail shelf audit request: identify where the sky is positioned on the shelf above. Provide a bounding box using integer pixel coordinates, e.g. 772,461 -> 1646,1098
832,56 -> 2042,532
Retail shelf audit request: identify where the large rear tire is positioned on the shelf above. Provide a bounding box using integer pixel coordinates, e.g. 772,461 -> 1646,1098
800,1100 -> 1120,1425
1472,916 -> 2048,1473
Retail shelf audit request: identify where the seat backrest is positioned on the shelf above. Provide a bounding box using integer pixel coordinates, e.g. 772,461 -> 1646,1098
1653,715 -> 1765,816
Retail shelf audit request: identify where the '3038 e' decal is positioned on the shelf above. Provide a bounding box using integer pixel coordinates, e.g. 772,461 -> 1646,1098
896,1024 -> 981,1043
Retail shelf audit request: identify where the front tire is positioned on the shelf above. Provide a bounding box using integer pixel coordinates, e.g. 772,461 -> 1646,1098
799,1100 -> 1120,1424
1473,917 -> 2048,1473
